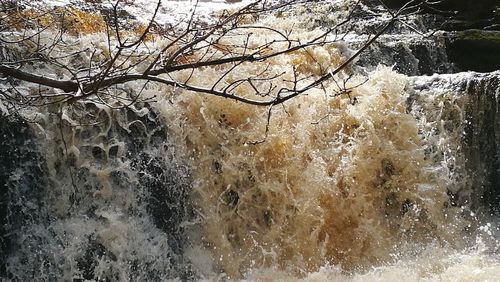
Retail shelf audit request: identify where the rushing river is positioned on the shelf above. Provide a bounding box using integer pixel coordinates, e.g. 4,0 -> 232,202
1,0 -> 499,281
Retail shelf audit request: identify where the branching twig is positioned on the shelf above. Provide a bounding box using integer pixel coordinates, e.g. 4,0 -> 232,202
0,0 -> 430,113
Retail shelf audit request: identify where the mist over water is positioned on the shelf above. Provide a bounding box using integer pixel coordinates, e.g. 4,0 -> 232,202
1,0 -> 500,281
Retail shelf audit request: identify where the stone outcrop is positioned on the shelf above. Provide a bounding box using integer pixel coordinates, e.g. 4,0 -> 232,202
462,74 -> 500,214
447,30 -> 500,72
361,0 -> 500,73
409,72 -> 500,214
368,0 -> 498,20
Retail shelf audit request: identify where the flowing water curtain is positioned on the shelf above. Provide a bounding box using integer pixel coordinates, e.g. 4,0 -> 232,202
161,55 -> 468,279
0,0 -> 484,280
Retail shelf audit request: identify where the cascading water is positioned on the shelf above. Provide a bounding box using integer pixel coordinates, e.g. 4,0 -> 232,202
1,0 -> 499,281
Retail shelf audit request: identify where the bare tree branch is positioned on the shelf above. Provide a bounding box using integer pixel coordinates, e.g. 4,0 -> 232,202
0,0 -> 432,112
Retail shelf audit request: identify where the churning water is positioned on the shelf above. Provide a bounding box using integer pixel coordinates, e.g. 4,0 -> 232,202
1,0 -> 499,281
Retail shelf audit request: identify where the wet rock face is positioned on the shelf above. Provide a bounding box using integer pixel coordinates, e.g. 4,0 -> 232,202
447,30 -> 500,72
410,72 -> 500,215
365,0 -> 499,31
462,74 -> 500,214
0,115 -> 46,278
360,0 -> 499,73
357,36 -> 456,76
368,0 -> 497,19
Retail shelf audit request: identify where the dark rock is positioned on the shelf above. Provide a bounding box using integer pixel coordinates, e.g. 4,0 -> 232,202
76,236 -> 115,281
91,145 -> 106,160
447,30 -> 500,72
462,74 -> 500,214
356,36 -> 456,76
0,102 -> 196,280
411,72 -> 500,214
428,0 -> 497,19
108,144 -> 120,158
366,0 -> 498,19
441,19 -> 498,32
111,103 -> 195,279
409,72 -> 500,215
0,114 -> 46,279
132,152 -> 193,256
409,40 -> 453,75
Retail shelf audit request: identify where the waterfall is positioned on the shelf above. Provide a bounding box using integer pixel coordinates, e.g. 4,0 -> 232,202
1,0 -> 499,280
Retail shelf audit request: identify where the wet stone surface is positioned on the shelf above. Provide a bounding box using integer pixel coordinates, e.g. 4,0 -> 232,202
0,115 -> 47,278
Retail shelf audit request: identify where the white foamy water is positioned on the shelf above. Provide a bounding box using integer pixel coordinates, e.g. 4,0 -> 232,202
2,0 -> 500,281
